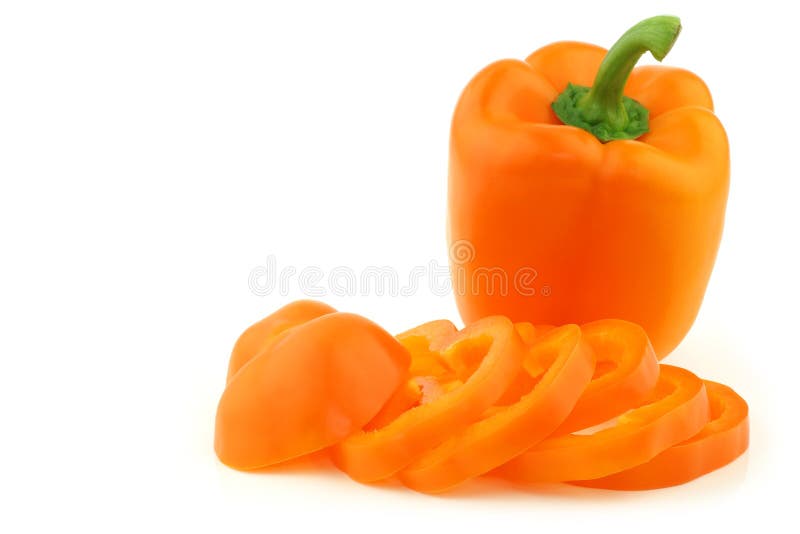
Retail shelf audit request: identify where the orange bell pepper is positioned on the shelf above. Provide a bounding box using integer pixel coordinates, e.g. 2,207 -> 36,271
496,364 -> 709,483
572,380 -> 749,490
398,324 -> 594,493
447,16 -> 729,357
330,316 -> 525,483
214,312 -> 410,470
555,319 -> 659,434
226,299 -> 336,382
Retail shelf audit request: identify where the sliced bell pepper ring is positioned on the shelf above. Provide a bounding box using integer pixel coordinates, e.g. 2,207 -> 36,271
330,315 -> 525,483
395,319 -> 458,378
215,312 -> 410,470
493,323 -> 539,406
497,323 -> 567,406
500,320 -> 658,418
572,380 -> 749,490
496,364 -> 709,483
226,299 -> 336,382
398,324 -> 595,493
364,376 -> 455,431
363,379 -> 422,431
364,320 -> 459,430
554,319 -> 660,434
515,323 -> 553,377
515,322 -> 538,343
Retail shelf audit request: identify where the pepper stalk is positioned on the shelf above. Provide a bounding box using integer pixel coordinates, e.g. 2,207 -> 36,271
552,15 -> 682,142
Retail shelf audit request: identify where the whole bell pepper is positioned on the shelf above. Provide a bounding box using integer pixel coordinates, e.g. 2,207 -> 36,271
447,16 -> 729,357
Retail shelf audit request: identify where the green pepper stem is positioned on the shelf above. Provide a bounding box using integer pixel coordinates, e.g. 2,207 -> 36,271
551,15 -> 682,142
582,15 -> 681,130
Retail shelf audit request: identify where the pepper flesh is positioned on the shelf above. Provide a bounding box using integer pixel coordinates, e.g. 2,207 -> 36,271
215,312 -> 410,470
398,324 -> 594,493
330,316 -> 525,483
496,364 -> 710,482
572,380 -> 749,489
448,33 -> 729,358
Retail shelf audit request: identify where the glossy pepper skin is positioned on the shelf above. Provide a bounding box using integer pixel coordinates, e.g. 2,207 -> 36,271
448,19 -> 729,357
215,311 -> 410,470
226,299 -> 336,382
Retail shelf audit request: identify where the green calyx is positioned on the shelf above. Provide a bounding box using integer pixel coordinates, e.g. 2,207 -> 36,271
553,83 -> 649,141
552,15 -> 682,142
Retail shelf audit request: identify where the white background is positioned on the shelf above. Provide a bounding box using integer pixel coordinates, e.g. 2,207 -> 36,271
1,1 -> 797,531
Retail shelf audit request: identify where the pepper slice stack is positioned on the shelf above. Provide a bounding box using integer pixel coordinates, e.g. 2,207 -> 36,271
398,324 -> 594,493
570,380 -> 749,490
496,365 -> 710,483
214,300 -> 749,493
330,316 -> 526,482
